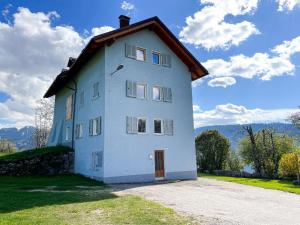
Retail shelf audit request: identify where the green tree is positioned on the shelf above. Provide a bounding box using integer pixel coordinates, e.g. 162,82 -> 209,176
195,130 -> 230,172
239,126 -> 295,178
226,150 -> 242,171
279,152 -> 300,184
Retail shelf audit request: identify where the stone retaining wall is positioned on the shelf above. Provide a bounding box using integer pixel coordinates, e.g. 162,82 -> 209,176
0,151 -> 74,176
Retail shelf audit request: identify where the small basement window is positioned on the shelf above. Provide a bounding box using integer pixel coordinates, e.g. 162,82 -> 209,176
136,48 -> 146,61
152,52 -> 160,65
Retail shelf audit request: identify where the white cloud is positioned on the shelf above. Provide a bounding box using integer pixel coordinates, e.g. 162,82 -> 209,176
193,103 -> 297,128
272,35 -> 300,57
121,1 -> 135,11
179,0 -> 260,50
277,0 -> 300,11
90,26 -> 114,37
0,7 -> 112,128
197,35 -> 300,88
208,77 -> 236,88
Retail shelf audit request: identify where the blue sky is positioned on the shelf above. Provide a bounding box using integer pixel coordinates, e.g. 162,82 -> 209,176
0,0 -> 299,128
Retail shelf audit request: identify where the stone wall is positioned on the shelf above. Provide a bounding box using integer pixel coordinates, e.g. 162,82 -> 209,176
0,151 -> 74,176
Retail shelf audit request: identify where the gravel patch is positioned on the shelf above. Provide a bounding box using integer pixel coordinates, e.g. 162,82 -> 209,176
111,178 -> 300,225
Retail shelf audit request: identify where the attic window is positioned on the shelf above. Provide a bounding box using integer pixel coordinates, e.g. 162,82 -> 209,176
136,48 -> 146,61
152,52 -> 160,65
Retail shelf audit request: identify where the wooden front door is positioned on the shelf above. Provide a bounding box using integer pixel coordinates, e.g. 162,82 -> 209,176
155,150 -> 165,178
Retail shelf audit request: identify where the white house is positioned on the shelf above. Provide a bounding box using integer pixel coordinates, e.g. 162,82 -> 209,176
44,15 -> 208,183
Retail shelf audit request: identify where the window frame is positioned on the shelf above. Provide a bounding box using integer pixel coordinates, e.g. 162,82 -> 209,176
152,86 -> 162,102
136,47 -> 146,62
152,51 -> 161,65
65,126 -> 70,141
75,123 -> 83,139
79,91 -> 84,108
92,81 -> 100,99
136,83 -> 147,100
153,118 -> 163,135
66,94 -> 73,120
137,117 -> 147,134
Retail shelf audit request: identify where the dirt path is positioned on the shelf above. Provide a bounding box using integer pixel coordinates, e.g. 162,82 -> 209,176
111,178 -> 300,225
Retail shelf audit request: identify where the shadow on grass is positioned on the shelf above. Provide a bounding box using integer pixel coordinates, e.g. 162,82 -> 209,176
0,175 -> 117,213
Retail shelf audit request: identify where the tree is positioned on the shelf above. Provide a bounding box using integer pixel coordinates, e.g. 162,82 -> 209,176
226,150 -> 242,171
0,139 -> 17,153
32,98 -> 54,148
239,126 -> 295,178
288,108 -> 300,129
279,152 -> 300,184
195,130 -> 230,172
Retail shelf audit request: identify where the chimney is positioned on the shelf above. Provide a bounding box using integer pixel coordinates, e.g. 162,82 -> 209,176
119,15 -> 130,28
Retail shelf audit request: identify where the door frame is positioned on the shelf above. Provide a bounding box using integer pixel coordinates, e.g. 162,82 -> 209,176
154,150 -> 165,179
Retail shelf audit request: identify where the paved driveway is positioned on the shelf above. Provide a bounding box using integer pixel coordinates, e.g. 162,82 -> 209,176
111,178 -> 300,225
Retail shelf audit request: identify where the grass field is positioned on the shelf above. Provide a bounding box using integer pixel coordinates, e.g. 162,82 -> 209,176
199,173 -> 300,195
0,146 -> 72,161
0,175 -> 191,225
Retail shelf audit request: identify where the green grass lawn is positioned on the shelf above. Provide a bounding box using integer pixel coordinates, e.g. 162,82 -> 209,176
199,173 -> 300,195
0,175 -> 192,225
0,146 -> 72,161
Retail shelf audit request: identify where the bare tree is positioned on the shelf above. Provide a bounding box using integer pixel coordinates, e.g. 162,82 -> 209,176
0,139 -> 17,153
242,125 -> 263,176
32,98 -> 54,148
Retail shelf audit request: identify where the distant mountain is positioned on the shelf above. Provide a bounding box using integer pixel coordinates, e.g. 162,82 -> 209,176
0,126 -> 35,150
195,123 -> 300,150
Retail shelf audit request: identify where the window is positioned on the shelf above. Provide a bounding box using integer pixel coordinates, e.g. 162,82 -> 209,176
75,124 -> 83,139
136,48 -> 146,61
153,86 -> 172,102
126,117 -> 147,134
66,95 -> 73,120
138,118 -> 147,133
91,151 -> 103,170
65,126 -> 70,141
126,80 -> 147,99
79,91 -> 84,107
152,52 -> 160,65
161,54 -> 172,67
136,83 -> 146,99
163,119 -> 174,136
152,86 -> 162,101
154,119 -> 162,134
89,117 -> 101,136
93,82 -> 99,98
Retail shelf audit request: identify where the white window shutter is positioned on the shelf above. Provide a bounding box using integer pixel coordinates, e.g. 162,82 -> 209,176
169,120 -> 174,135
163,119 -> 173,135
96,117 -> 101,135
161,54 -> 171,67
126,80 -> 137,98
167,88 -> 172,102
125,44 -> 136,59
163,119 -> 168,135
132,117 -> 138,134
75,125 -> 78,139
132,81 -> 137,97
162,87 -> 167,102
126,80 -> 132,97
126,116 -> 132,133
89,119 -> 93,136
